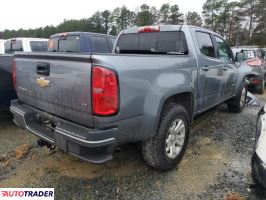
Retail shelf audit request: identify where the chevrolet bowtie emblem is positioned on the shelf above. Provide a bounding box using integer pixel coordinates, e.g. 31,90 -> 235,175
36,77 -> 50,88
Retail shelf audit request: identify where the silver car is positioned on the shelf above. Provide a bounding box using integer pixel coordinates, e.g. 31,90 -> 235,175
252,105 -> 266,187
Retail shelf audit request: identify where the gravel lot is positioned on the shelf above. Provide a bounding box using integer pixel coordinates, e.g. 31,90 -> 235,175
1,94 -> 266,200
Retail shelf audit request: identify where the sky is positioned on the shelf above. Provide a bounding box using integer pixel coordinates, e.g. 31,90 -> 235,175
0,0 -> 206,31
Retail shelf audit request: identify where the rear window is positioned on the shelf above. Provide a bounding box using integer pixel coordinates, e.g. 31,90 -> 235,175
4,40 -> 23,54
116,31 -> 188,55
30,41 -> 48,52
48,35 -> 80,52
91,37 -> 109,53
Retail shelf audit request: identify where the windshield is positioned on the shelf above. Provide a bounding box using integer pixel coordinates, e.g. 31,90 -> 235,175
48,35 -> 80,52
116,31 -> 188,55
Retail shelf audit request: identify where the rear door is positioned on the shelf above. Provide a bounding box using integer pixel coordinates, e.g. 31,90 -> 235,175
195,31 -> 225,110
213,36 -> 236,98
15,54 -> 94,127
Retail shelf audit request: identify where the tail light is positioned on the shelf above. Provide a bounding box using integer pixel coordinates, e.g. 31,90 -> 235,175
92,66 -> 118,116
246,59 -> 262,67
12,59 -> 16,90
138,26 -> 160,33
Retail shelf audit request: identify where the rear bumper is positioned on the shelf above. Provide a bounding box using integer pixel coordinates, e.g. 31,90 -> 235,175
10,100 -> 117,163
251,153 -> 266,188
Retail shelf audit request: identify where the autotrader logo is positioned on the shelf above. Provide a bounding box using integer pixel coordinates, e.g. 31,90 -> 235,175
0,188 -> 54,199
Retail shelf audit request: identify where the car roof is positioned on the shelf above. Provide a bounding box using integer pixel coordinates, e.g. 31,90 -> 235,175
6,38 -> 48,42
50,32 -> 116,39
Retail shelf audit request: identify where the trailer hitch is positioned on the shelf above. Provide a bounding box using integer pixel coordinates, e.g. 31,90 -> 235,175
37,139 -> 56,150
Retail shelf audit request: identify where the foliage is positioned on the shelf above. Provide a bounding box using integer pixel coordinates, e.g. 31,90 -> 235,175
0,2 -> 265,46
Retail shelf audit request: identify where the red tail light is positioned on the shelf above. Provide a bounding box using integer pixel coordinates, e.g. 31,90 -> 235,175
92,66 -> 118,116
12,60 -> 16,90
246,59 -> 262,66
138,26 -> 160,33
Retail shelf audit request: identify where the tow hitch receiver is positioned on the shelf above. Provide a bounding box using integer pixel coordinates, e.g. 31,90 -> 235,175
37,139 -> 55,150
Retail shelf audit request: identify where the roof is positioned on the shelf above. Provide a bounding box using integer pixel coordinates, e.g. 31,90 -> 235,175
50,32 -> 116,38
122,24 -> 219,36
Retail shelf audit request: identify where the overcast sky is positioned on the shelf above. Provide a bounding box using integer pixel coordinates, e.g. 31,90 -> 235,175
0,0 -> 207,31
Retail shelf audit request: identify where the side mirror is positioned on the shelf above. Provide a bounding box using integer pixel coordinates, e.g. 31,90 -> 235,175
236,52 -> 245,62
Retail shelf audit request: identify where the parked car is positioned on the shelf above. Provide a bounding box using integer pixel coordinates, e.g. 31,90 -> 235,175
251,105 -> 266,188
0,39 -> 5,54
0,38 -> 48,110
233,47 -> 266,94
11,25 -> 247,171
48,32 -> 116,53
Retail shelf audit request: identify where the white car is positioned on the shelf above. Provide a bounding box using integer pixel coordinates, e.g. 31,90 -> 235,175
4,38 -> 48,54
252,105 -> 266,188
0,39 -> 5,54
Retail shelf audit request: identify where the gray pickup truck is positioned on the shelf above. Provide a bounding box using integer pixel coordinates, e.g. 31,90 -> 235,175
11,25 -> 247,171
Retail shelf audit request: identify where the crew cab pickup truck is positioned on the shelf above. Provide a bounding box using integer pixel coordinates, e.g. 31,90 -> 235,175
0,38 -> 48,110
48,32 -> 116,53
11,25 -> 247,171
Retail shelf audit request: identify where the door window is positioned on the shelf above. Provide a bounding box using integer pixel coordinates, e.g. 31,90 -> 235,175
215,36 -> 233,62
195,32 -> 215,58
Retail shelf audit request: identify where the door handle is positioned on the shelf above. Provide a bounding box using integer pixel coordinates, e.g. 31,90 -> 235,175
202,66 -> 209,71
36,62 -> 50,76
222,66 -> 228,71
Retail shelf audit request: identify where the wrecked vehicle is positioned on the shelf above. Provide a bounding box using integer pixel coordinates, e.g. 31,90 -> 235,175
11,25 -> 247,171
233,48 -> 266,94
252,105 -> 266,188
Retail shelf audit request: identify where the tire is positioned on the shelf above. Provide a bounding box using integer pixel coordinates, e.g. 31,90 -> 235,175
251,166 -> 260,186
227,82 -> 247,113
141,104 -> 190,171
257,78 -> 265,94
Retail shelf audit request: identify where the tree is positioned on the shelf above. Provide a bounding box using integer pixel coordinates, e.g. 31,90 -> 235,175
101,10 -> 111,34
159,4 -> 170,24
136,4 -> 152,26
185,12 -> 202,26
251,0 -> 266,46
168,5 -> 184,24
150,6 -> 159,25
202,0 -> 224,31
112,6 -> 136,32
238,0 -> 258,38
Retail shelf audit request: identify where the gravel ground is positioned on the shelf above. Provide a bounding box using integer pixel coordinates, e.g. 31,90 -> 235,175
1,94 -> 266,200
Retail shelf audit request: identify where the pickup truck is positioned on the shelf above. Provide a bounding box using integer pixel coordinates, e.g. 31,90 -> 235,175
0,38 -> 48,110
0,39 -> 5,54
48,32 -> 116,53
11,25 -> 247,171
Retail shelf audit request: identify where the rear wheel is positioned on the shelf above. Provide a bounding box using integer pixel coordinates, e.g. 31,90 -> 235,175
227,82 -> 247,113
141,104 -> 190,171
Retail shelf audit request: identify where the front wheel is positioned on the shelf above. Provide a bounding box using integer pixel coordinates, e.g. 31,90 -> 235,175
141,104 -> 190,171
227,82 -> 247,113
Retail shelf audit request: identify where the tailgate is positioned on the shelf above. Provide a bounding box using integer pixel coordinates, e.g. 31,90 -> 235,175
15,53 -> 93,127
